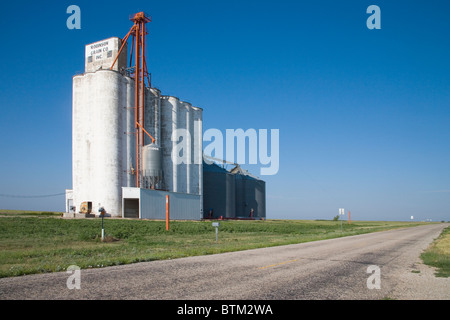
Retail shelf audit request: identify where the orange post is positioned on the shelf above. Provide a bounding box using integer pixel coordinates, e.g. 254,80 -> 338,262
166,195 -> 169,231
349,211 -> 351,224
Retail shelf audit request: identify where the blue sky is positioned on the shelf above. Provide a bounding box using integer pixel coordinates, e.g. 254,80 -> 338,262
0,0 -> 449,221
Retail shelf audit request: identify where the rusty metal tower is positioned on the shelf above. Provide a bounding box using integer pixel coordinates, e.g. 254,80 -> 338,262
111,12 -> 154,188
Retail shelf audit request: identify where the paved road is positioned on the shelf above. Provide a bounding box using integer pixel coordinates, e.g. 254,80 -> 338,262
0,224 -> 448,300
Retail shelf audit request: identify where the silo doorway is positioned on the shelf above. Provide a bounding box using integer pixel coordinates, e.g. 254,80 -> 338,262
123,198 -> 139,218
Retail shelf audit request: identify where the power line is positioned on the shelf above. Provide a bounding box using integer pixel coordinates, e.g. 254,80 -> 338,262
0,193 -> 66,198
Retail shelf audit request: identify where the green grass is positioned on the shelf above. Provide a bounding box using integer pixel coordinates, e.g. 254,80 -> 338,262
0,210 -> 435,278
420,226 -> 450,277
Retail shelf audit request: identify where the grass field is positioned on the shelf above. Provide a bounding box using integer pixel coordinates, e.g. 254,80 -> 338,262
0,210 -> 438,278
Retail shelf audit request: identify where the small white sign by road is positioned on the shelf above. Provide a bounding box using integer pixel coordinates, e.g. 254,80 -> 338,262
212,222 -> 220,242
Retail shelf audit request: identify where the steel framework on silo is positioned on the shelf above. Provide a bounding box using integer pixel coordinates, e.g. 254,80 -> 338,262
111,12 -> 154,188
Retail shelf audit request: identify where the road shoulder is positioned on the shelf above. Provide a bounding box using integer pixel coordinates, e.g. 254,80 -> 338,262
390,225 -> 450,300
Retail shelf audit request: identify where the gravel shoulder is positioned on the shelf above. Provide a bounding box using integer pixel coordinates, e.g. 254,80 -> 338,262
391,249 -> 449,300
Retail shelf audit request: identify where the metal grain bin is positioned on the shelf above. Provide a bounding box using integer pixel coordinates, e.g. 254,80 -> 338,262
202,162 -> 235,219
234,170 -> 266,219
142,144 -> 164,190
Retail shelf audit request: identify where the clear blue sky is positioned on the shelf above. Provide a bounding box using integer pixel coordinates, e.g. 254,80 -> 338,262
0,0 -> 449,221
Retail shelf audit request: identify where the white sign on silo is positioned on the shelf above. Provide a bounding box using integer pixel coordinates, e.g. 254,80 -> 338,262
84,37 -> 127,73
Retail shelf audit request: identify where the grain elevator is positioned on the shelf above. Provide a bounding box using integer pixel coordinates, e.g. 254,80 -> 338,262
66,13 -> 203,219
65,12 -> 266,221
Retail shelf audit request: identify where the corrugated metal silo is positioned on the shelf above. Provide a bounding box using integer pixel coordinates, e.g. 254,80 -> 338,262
141,144 -> 163,189
203,162 -> 236,218
234,170 -> 266,219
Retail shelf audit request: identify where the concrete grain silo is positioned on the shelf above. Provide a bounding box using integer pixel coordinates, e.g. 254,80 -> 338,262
160,95 -> 179,193
192,106 -> 203,199
72,37 -> 132,217
159,96 -> 203,196
176,101 -> 188,194
144,88 -> 161,146
141,88 -> 163,190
